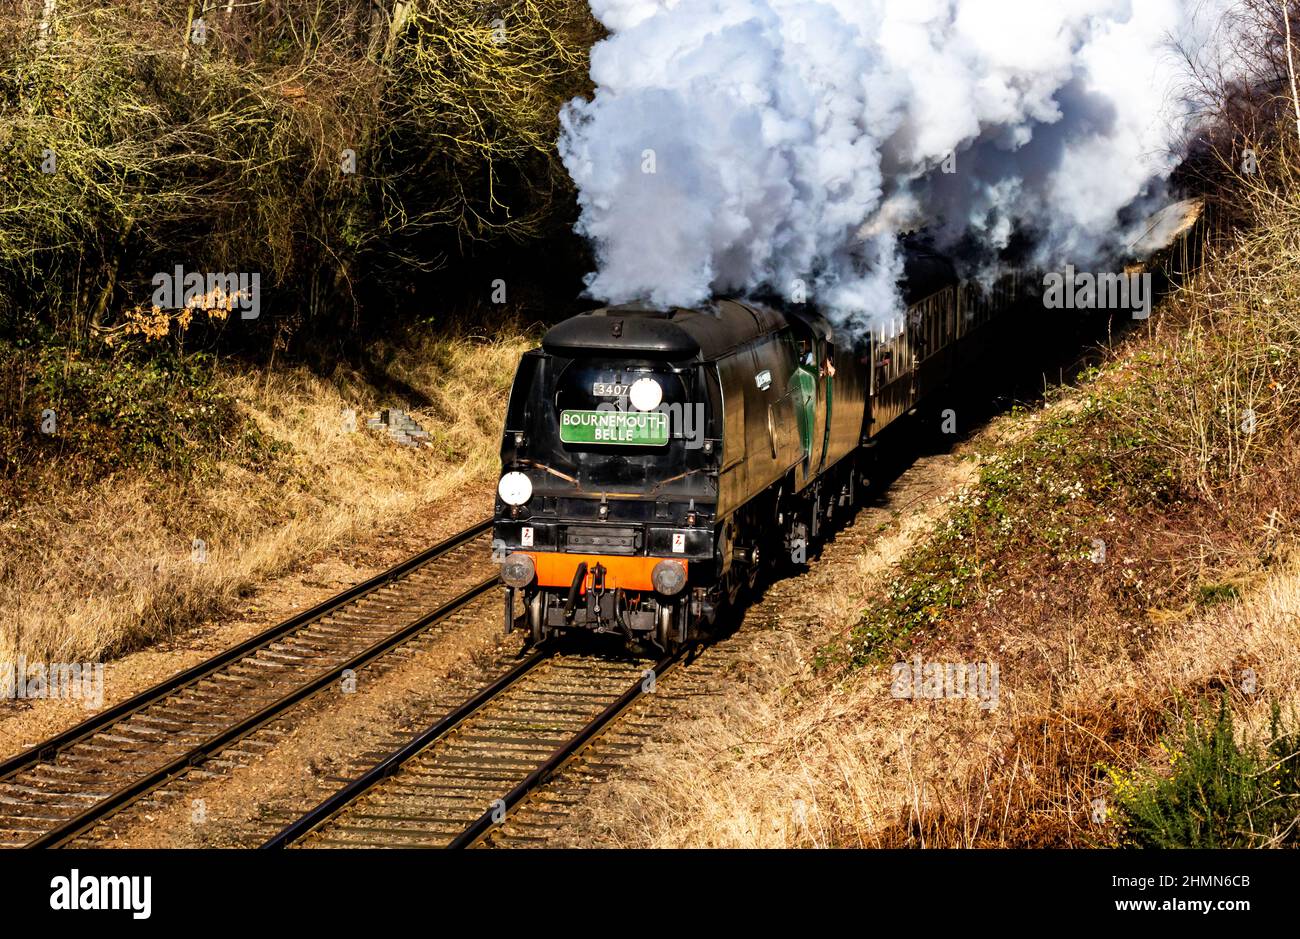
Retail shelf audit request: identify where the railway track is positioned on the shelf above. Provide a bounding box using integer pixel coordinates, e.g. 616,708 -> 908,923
264,646 -> 684,849
0,518 -> 497,849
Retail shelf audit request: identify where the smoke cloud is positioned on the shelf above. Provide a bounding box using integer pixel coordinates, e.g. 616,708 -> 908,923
559,0 -> 1228,333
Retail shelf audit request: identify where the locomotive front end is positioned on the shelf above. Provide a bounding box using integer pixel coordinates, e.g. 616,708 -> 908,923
493,308 -> 719,650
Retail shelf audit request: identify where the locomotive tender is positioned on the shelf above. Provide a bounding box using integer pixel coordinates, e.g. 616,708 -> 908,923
492,244 -> 1030,650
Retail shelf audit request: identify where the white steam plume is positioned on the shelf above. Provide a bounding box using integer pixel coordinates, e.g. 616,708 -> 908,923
559,0 -> 1228,333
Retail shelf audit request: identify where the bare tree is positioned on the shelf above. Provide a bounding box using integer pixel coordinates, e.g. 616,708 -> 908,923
1284,0 -> 1300,143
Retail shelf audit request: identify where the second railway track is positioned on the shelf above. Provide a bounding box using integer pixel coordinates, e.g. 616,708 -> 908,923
264,646 -> 684,849
0,518 -> 497,849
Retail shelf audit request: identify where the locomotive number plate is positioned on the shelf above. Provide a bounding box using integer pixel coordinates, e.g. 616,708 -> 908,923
592,382 -> 628,397
560,409 -> 668,446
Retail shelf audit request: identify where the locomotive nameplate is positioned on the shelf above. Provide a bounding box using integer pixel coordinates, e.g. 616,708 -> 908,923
560,409 -> 668,446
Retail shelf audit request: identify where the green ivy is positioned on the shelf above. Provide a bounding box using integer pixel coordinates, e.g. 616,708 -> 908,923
5,342 -> 248,481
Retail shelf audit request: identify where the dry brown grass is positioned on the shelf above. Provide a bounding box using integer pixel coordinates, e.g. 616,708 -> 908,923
0,327 -> 531,664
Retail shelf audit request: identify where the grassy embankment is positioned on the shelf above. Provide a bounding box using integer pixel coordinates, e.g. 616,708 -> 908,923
0,326 -> 530,665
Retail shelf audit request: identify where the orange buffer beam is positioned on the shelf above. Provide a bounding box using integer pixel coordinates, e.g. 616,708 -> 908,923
522,552 -> 683,593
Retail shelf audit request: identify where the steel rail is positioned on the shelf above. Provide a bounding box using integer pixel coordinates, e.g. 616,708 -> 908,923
264,647 -> 686,850
261,648 -> 550,849
446,647 -> 685,849
25,574 -> 498,848
0,518 -> 491,785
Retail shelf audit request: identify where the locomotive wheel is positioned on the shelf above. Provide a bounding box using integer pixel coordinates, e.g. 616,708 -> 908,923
528,591 -> 547,645
726,567 -> 745,605
655,602 -> 680,652
781,519 -> 808,574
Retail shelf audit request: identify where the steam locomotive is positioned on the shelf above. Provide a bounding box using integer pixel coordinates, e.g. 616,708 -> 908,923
491,204 -> 1203,649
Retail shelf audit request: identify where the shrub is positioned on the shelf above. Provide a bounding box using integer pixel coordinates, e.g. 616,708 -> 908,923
0,339 -> 246,499
1109,700 -> 1300,848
